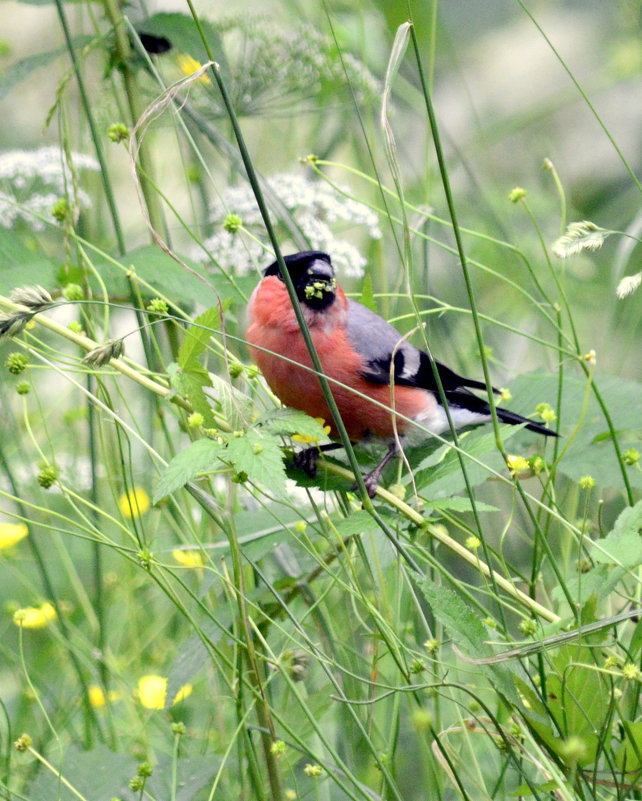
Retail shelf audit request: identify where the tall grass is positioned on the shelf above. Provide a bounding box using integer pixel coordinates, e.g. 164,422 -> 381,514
0,2 -> 641,800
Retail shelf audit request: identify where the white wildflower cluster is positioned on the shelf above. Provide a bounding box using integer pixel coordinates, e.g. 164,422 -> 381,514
205,16 -> 380,116
0,146 -> 99,231
198,173 -> 382,279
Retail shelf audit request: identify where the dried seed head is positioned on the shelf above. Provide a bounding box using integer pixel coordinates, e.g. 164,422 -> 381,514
0,311 -> 33,340
83,339 -> 125,367
10,285 -> 53,310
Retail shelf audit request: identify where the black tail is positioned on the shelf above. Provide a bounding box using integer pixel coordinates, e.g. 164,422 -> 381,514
495,405 -> 559,437
444,389 -> 559,437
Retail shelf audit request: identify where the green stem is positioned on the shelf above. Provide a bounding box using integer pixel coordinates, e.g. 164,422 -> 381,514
53,0 -> 125,253
517,0 -> 642,197
100,0 -> 166,235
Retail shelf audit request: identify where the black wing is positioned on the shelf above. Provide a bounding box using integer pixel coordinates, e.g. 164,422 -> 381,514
345,299 -> 498,394
345,299 -> 558,437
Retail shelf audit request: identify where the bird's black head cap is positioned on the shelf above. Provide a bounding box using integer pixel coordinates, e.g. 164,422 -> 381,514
264,251 -> 337,310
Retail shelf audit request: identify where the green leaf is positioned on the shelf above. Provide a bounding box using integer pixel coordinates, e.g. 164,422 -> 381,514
153,438 -> 222,502
334,510 -> 381,538
608,499 -> 642,538
147,754 -> 219,801
413,426 -> 521,494
165,619 -> 226,707
27,744 -> 137,801
615,721 -> 642,773
208,373 -> 253,431
167,362 -> 216,428
552,564 -> 626,610
257,408 -> 329,439
528,642 -> 613,766
0,230 -> 57,294
90,245 -> 253,305
0,39 -> 92,100
423,496 -> 499,513
419,578 -> 518,702
222,430 -> 286,494
335,511 -> 396,570
359,272 -> 377,312
178,306 -> 221,368
418,578 -> 492,657
509,373 -> 642,491
593,499 -> 642,566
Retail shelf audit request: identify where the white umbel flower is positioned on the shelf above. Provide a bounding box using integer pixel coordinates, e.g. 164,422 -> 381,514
199,172 -> 381,278
0,146 -> 99,231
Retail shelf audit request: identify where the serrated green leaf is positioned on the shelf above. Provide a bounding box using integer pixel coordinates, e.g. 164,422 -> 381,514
208,373 -> 252,430
222,430 -> 286,494
334,510 -> 380,538
593,533 -> 642,567
418,578 -> 491,656
257,408 -> 329,439
168,362 -> 216,427
154,438 -> 222,502
526,642 -> 612,767
178,306 -> 220,369
609,499 -> 642,538
419,577 -> 517,702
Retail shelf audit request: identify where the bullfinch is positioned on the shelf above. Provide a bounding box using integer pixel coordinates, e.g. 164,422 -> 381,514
246,250 -> 557,496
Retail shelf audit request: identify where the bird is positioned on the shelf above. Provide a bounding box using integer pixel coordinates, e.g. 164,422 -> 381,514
246,250 -> 558,497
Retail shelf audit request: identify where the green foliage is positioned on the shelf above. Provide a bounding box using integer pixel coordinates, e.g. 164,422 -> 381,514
153,438 -> 222,502
1,2 -> 641,801
0,38 -> 92,101
0,230 -> 57,294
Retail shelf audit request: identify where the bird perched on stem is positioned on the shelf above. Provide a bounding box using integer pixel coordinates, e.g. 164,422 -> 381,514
246,251 -> 557,497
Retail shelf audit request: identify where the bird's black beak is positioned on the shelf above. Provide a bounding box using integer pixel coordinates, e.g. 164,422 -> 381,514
306,259 -> 334,281
301,259 -> 337,306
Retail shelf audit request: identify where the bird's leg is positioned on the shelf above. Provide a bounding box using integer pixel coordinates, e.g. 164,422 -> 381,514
362,441 -> 399,498
293,442 -> 343,477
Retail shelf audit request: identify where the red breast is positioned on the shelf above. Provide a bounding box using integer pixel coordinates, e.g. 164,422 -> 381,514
246,276 -> 434,440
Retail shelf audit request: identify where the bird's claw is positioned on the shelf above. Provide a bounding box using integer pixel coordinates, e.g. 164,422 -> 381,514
351,470 -> 379,499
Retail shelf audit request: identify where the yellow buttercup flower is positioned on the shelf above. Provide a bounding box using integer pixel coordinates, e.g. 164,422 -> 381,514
506,454 -> 530,476
172,549 -> 204,568
293,418 -> 332,444
0,522 -> 29,550
118,487 -> 150,519
88,685 -> 106,708
177,54 -> 211,84
136,675 -> 166,709
88,684 -> 122,708
13,602 -> 57,629
136,675 -> 193,710
173,684 -> 193,704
